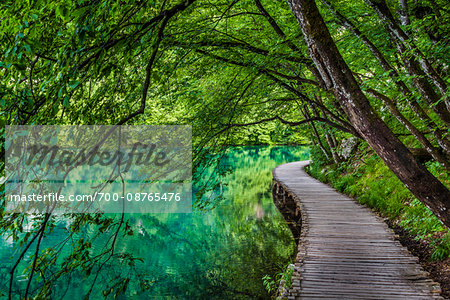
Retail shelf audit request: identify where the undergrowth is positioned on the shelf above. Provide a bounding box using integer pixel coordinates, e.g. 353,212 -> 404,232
262,263 -> 295,298
306,144 -> 450,261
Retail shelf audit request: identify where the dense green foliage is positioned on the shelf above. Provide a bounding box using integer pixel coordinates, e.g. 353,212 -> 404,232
1,0 -> 449,298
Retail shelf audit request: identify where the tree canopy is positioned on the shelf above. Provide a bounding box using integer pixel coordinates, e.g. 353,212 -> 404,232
1,0 -> 449,298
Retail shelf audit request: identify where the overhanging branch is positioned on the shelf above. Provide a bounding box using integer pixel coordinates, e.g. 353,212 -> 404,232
217,115 -> 356,135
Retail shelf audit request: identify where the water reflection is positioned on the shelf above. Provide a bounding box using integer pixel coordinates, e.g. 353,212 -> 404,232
0,146 -> 309,299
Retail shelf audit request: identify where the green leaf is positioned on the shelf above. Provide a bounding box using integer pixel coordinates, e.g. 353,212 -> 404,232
58,86 -> 64,98
63,95 -> 70,108
23,44 -> 31,53
55,6 -> 62,18
68,80 -> 80,89
14,63 -> 26,71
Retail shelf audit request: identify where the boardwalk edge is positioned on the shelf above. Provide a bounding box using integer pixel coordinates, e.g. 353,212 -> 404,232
272,163 -> 309,300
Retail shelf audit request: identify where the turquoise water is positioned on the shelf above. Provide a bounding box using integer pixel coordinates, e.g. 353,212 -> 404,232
0,146 -> 309,299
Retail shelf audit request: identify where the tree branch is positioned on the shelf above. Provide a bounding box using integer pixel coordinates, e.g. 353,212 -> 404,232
217,115 -> 356,135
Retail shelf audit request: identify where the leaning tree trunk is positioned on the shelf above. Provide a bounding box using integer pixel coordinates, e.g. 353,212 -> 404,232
301,105 -> 332,160
398,0 -> 410,26
287,0 -> 450,228
366,88 -> 449,170
364,0 -> 450,115
320,0 -> 450,154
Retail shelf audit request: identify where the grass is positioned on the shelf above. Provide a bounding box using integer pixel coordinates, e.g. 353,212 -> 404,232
306,145 -> 450,261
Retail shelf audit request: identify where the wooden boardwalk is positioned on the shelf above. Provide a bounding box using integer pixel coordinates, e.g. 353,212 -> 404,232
273,161 -> 442,299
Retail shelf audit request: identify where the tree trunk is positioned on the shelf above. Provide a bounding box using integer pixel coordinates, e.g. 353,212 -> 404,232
398,0 -> 410,26
364,0 -> 450,114
301,105 -> 332,160
254,0 -> 326,89
312,101 -> 342,164
287,0 -> 450,228
325,132 -> 342,164
320,0 -> 450,155
366,88 -> 449,170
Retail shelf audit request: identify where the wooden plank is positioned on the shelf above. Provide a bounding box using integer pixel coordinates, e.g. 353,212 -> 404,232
272,161 -> 442,299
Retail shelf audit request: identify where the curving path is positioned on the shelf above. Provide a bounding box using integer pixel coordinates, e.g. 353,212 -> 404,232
273,161 -> 442,299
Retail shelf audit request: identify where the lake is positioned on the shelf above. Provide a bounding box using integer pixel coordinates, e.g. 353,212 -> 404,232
0,145 -> 309,299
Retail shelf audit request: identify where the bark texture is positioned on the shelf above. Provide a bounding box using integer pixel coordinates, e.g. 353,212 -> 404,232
287,0 -> 450,227
398,0 -> 410,26
364,0 -> 450,116
320,0 -> 450,154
